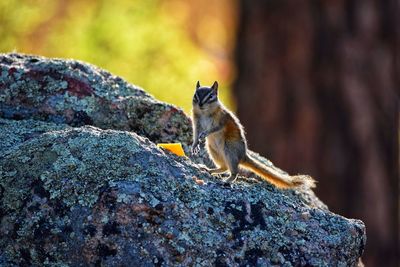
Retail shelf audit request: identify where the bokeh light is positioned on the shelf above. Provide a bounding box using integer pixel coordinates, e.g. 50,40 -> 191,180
0,0 -> 238,113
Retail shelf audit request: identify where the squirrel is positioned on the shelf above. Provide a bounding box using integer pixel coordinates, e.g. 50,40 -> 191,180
191,81 -> 315,189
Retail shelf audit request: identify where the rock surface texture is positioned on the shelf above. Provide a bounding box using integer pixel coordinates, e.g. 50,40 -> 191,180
0,54 -> 365,266
0,53 -> 191,144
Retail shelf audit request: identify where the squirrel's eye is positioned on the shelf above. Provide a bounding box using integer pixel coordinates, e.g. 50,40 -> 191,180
208,94 -> 216,102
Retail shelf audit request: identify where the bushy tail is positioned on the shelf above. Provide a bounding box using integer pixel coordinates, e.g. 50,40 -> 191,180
241,155 -> 316,189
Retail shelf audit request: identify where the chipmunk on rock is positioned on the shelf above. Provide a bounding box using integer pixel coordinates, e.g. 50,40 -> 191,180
191,81 -> 315,189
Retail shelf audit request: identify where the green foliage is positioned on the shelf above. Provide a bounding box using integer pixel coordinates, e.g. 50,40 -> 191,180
0,0 -> 233,113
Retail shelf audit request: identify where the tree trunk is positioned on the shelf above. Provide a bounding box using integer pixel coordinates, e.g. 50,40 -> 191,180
233,1 -> 399,266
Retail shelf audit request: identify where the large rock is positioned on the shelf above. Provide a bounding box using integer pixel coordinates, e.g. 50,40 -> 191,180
0,53 -> 192,145
0,119 -> 365,266
0,54 -> 366,266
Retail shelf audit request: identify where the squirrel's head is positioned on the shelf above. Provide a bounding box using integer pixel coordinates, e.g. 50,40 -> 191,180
192,81 -> 219,112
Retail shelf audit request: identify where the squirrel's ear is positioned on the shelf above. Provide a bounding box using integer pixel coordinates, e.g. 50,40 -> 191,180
196,81 -> 201,89
211,81 -> 218,92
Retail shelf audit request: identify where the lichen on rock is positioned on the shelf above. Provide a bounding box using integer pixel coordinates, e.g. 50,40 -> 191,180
0,53 -> 192,146
0,53 -> 366,266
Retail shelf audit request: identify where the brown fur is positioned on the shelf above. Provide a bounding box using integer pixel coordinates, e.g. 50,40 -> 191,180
241,155 -> 315,188
191,82 -> 315,188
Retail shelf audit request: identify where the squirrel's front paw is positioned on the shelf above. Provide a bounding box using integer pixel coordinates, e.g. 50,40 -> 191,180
191,143 -> 200,155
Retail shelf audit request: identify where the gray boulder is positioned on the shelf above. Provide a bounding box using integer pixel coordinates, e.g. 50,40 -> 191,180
0,54 -> 365,266
0,53 -> 192,145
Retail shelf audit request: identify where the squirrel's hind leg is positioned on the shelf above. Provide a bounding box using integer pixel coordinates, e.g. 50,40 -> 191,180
198,165 -> 227,176
223,143 -> 243,183
224,155 -> 240,183
209,166 -> 228,175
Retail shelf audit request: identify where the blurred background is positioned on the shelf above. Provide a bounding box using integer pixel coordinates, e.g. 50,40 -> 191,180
1,0 -> 398,266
